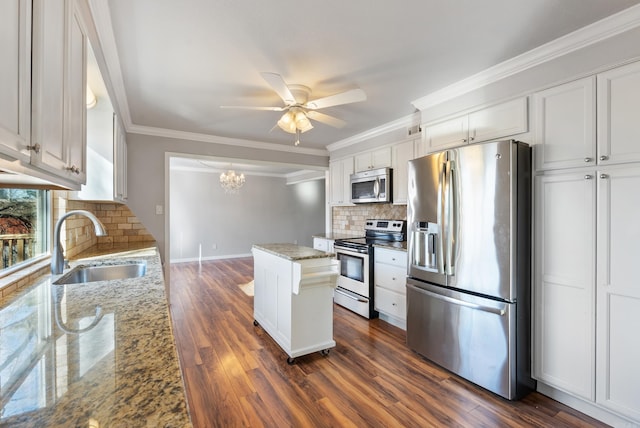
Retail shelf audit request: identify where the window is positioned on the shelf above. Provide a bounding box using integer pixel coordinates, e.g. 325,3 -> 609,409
0,189 -> 49,272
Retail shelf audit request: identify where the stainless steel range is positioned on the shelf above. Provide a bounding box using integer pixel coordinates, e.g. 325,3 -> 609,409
333,219 -> 406,318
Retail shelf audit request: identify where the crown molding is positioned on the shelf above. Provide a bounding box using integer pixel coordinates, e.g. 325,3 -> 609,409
326,112 -> 420,153
129,124 -> 329,156
412,4 -> 640,111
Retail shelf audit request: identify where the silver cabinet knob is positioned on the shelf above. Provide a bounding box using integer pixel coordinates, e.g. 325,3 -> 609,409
26,143 -> 41,154
599,155 -> 609,161
584,175 -> 593,179
584,157 -> 592,162
66,165 -> 80,175
600,173 -> 608,179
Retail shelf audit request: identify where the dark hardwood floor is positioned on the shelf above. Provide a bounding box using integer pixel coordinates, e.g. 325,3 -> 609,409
169,258 -> 607,428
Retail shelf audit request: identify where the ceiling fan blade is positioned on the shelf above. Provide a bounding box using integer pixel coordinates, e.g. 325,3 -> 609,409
220,105 -> 285,111
305,88 -> 366,110
306,111 -> 346,128
260,72 -> 296,105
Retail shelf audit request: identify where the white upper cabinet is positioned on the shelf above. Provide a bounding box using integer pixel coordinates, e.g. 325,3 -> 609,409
422,97 -> 528,153
533,77 -> 596,171
32,0 -> 87,184
595,165 -> 640,421
31,0 -> 66,173
468,97 -> 528,143
597,61 -> 640,166
329,157 -> 353,206
64,0 -> 88,183
422,115 -> 469,152
354,147 -> 391,172
0,0 -> 31,161
0,0 -> 87,188
535,60 -> 640,171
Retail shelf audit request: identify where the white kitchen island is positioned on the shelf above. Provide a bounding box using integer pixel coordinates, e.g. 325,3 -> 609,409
252,243 -> 339,364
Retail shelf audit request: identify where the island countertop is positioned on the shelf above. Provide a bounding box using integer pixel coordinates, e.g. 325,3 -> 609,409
252,243 -> 334,261
0,245 -> 191,427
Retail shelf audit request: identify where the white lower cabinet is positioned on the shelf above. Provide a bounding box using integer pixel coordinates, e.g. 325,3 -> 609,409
312,237 -> 334,254
252,246 -> 339,361
374,247 -> 407,329
534,165 -> 640,425
533,171 -> 596,400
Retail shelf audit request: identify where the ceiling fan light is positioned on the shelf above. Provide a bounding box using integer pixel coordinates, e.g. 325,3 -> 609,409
277,111 -> 297,133
297,116 -> 313,133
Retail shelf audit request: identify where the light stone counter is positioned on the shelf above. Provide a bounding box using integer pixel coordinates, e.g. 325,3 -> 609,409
0,245 -> 191,427
252,243 -> 334,261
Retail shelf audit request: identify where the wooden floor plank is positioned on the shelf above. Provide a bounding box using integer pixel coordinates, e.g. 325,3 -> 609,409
169,258 -> 610,428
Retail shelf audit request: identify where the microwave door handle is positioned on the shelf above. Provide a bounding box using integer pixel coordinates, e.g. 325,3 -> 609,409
373,177 -> 380,199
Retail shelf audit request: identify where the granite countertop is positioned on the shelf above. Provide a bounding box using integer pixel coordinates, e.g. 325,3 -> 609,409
253,243 -> 334,261
0,245 -> 191,427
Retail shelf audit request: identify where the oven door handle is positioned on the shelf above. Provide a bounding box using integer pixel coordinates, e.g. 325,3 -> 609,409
335,288 -> 368,302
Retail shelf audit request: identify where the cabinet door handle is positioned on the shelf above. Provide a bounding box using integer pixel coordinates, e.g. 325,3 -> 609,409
584,157 -> 592,163
599,155 -> 609,161
462,138 -> 467,143
66,165 -> 80,175
584,175 -> 593,179
26,143 -> 41,154
600,173 -> 609,179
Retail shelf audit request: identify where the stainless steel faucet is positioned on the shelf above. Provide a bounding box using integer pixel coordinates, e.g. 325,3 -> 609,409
51,210 -> 107,274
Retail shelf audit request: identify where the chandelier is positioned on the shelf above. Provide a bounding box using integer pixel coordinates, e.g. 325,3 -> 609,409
219,169 -> 245,193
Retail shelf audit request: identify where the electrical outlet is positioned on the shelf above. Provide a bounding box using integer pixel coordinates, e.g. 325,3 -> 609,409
155,205 -> 163,215
212,243 -> 217,250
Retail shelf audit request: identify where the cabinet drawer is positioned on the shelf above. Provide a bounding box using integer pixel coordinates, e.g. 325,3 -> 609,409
375,286 -> 406,320
374,264 -> 406,294
374,247 -> 407,268
313,238 -> 329,252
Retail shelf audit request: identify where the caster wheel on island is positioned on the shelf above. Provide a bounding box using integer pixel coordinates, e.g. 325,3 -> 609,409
253,320 -> 259,326
287,357 -> 296,365
321,349 -> 330,356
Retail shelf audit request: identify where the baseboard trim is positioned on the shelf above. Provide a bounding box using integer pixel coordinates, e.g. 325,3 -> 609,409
536,382 -> 638,427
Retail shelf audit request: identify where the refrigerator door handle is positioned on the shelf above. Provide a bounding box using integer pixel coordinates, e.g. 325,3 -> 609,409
436,161 -> 446,274
407,283 -> 507,316
444,160 -> 456,276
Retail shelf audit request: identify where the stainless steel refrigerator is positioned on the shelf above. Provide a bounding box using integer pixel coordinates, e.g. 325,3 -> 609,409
406,139 -> 535,400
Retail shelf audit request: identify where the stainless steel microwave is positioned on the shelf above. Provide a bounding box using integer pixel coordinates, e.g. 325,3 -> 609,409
350,167 -> 392,203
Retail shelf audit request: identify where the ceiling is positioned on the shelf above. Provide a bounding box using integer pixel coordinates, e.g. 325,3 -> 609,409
93,0 -> 640,152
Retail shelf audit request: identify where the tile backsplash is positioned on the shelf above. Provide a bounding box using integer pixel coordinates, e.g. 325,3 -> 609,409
53,191 -> 155,259
332,204 -> 407,234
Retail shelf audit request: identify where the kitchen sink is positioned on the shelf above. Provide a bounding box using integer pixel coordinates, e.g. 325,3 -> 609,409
54,262 -> 147,285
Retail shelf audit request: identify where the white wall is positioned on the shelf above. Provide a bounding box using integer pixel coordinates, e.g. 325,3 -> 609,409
126,133 -> 328,261
169,168 -> 325,262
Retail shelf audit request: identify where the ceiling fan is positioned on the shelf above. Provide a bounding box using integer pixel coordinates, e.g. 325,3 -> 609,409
221,72 -> 366,145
